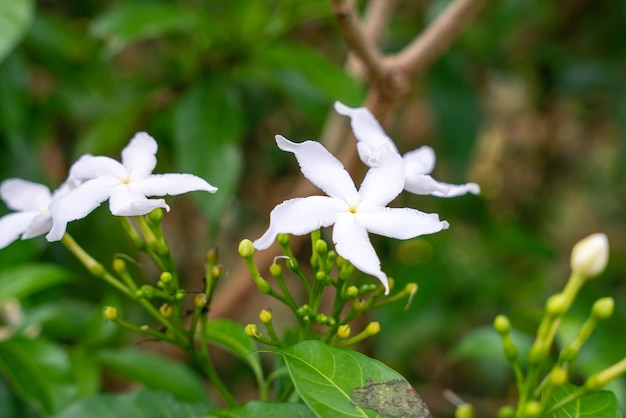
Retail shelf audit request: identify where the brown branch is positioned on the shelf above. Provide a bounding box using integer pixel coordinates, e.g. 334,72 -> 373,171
391,0 -> 487,79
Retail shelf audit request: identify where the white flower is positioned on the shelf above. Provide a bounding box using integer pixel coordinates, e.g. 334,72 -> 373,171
570,233 -> 609,278
254,135 -> 449,294
46,132 -> 217,241
0,178 -> 74,249
334,101 -> 480,197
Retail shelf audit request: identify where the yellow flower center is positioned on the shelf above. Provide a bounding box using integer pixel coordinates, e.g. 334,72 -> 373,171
348,205 -> 358,214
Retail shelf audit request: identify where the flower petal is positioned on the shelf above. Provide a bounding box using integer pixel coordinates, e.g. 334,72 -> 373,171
254,196 -> 345,250
121,132 -> 158,179
358,151 -> 405,207
275,135 -> 360,203
46,177 -> 119,241
357,207 -> 449,240
0,212 -> 37,249
131,173 -> 217,197
109,186 -> 170,216
405,175 -> 480,197
22,214 -> 53,239
0,179 -> 51,212
70,155 -> 127,181
332,212 -> 389,294
403,146 -> 436,175
334,101 -> 399,167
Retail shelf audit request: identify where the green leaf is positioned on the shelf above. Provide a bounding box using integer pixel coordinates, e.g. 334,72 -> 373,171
49,389 -> 211,418
172,78 -> 244,224
0,337 -> 77,415
204,319 -> 262,382
546,383 -> 623,418
91,3 -> 199,54
97,347 -> 209,403
0,263 -> 74,306
274,340 -> 431,418
0,0 -> 34,62
207,400 -> 315,418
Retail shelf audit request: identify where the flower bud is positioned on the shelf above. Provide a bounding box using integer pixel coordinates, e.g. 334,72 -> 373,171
159,303 -> 173,318
148,207 -> 164,223
315,271 -> 326,281
160,272 -> 173,284
344,286 -> 359,299
549,366 -> 568,387
314,239 -> 328,255
546,293 -> 568,316
493,315 -> 511,335
455,404 -> 474,418
238,239 -> 255,258
269,263 -> 282,277
211,265 -> 222,280
337,324 -> 351,339
244,324 -> 258,337
259,309 -> 272,324
592,297 -> 614,320
194,294 -> 207,308
570,233 -> 609,278
112,258 -> 126,274
316,313 -> 329,325
365,322 -> 381,336
522,401 -> 541,417
103,306 -> 118,320
277,233 -> 290,246
256,279 -> 271,294
502,337 -> 519,362
498,405 -> 515,417
206,248 -> 219,264
404,283 -> 418,295
175,289 -> 186,300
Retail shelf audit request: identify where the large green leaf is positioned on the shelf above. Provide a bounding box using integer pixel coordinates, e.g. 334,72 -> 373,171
0,264 -> 74,306
207,400 -> 315,418
97,347 -> 209,403
0,337 -> 77,415
275,340 -> 431,418
203,319 -> 262,382
172,78 -> 244,224
546,383 -> 622,417
49,389 -> 211,418
0,0 -> 34,62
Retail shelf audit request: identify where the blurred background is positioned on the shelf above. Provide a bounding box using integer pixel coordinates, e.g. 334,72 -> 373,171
1,0 -> 625,416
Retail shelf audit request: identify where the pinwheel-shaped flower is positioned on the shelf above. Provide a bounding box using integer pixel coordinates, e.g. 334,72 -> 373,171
334,101 -> 480,197
0,179 -> 75,249
46,132 -> 217,241
254,135 -> 449,293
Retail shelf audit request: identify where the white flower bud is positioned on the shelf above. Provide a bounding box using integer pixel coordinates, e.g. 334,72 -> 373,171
570,233 -> 609,278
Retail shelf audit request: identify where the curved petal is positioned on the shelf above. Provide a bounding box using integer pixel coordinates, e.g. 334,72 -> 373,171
109,186 -> 170,216
405,174 -> 480,197
332,212 -> 389,294
357,207 -> 449,239
253,196 -> 345,250
275,135 -> 359,204
0,179 -> 51,212
122,132 -> 158,179
403,146 -> 436,175
46,177 -> 119,241
430,182 -> 480,197
22,214 -> 53,239
358,151 -> 405,207
131,173 -> 217,197
0,212 -> 37,249
334,101 -> 400,167
70,155 -> 127,181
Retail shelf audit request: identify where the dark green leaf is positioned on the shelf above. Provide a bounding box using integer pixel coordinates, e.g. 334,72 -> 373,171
98,347 -> 209,403
207,400 -> 315,418
203,319 -> 262,382
49,389 -> 211,418
0,0 -> 34,62
0,337 -> 76,415
275,340 -> 431,418
0,264 -> 74,306
546,383 -> 622,418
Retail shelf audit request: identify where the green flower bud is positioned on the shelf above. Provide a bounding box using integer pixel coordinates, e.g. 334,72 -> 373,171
493,315 -> 511,335
522,401 -> 541,417
592,297 -> 614,320
550,366 -> 568,387
148,207 -> 164,223
175,289 -> 186,300
455,404 -> 474,418
277,233 -> 290,246
103,306 -> 118,320
344,286 -> 359,299
159,303 -> 173,318
259,309 -> 272,324
315,271 -> 326,281
211,265 -> 222,280
112,258 -> 126,274
269,263 -> 282,277
316,313 -> 329,325
546,293 -> 568,316
337,324 -> 351,339
244,324 -> 258,337
238,239 -> 255,258
160,272 -> 173,284
315,239 -> 328,255
498,405 -> 515,418
194,294 -> 207,308
365,321 -> 381,336
570,233 -> 609,278
502,338 -> 519,362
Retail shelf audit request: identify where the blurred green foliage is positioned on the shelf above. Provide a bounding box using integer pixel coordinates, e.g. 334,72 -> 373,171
0,0 -> 625,416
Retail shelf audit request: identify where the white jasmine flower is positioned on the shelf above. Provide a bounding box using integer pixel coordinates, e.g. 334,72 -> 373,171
254,135 -> 449,293
570,233 -> 609,278
334,101 -> 480,197
46,132 -> 217,241
0,178 -> 74,249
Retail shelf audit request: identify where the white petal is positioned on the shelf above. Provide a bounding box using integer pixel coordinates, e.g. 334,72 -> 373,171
334,101 -> 400,167
275,135 -> 360,204
22,214 -> 53,239
429,181 -> 480,197
131,173 -> 217,197
46,177 -> 119,241
403,174 -> 453,195
70,155 -> 127,181
403,146 -> 436,175
332,212 -> 389,294
0,212 -> 37,249
122,132 -> 158,179
0,179 -> 51,212
358,151 -> 405,207
253,196 -> 345,250
109,186 -> 170,216
357,207 -> 449,239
